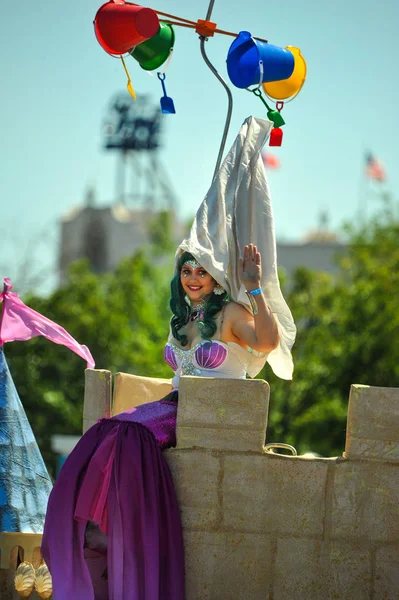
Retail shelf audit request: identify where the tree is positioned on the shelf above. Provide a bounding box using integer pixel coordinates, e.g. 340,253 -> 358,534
5,250 -> 173,475
4,213 -> 399,468
147,210 -> 176,255
263,215 -> 399,457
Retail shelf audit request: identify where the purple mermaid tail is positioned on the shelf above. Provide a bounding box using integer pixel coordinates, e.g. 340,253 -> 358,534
41,397 -> 184,600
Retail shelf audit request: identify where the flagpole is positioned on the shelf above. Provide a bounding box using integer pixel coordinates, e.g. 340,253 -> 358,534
357,153 -> 366,228
361,152 -> 392,225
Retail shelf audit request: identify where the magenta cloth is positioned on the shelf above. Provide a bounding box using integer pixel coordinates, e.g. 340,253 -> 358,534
0,278 -> 95,369
41,397 -> 184,600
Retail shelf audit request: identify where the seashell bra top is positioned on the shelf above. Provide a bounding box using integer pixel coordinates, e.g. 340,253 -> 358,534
164,308 -> 268,389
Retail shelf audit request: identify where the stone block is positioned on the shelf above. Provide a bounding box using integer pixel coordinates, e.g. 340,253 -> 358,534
184,531 -> 272,600
165,450 -> 221,530
177,426 -> 264,452
345,385 -> 399,462
223,454 -> 329,536
374,545 -> 399,599
176,377 -> 269,452
274,538 -> 371,600
330,461 -> 399,542
112,373 -> 172,415
0,533 -> 44,600
83,369 -> 112,433
0,532 -> 43,569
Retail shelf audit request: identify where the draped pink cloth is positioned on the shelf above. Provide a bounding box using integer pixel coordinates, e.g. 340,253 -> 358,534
0,278 -> 95,368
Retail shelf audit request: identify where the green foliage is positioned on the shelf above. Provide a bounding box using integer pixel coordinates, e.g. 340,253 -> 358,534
5,250 -> 173,475
263,216 -> 399,457
4,214 -> 399,471
147,210 -> 176,255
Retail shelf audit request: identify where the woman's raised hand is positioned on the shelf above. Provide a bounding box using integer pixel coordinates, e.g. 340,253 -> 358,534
239,244 -> 262,290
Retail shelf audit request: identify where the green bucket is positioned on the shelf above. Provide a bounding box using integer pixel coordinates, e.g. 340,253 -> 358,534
130,21 -> 175,71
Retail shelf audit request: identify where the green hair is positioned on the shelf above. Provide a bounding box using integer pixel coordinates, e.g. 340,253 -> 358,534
170,252 -> 228,346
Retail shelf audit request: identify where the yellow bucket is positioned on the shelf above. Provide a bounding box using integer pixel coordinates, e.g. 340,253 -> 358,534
263,46 -> 306,100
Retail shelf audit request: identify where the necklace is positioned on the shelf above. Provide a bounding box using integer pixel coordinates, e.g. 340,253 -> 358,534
189,299 -> 207,321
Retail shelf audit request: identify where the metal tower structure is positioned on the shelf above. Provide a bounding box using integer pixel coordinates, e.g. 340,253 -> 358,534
103,92 -> 177,210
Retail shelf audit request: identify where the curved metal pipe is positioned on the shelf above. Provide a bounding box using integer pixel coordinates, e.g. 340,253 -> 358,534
200,0 -> 233,181
200,39 -> 233,181
205,0 -> 216,20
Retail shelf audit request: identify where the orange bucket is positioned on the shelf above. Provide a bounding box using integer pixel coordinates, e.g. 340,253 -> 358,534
94,1 -> 160,55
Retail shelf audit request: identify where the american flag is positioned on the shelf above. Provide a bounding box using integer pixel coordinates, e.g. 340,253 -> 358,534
261,152 -> 280,169
365,153 -> 386,183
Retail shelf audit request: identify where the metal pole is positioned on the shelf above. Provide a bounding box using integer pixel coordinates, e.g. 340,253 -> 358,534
205,0 -> 216,20
200,0 -> 233,181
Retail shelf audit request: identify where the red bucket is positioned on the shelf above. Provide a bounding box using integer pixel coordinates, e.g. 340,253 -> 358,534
94,1 -> 160,55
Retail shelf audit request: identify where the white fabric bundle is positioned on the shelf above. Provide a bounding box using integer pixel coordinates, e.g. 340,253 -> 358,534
177,116 -> 296,380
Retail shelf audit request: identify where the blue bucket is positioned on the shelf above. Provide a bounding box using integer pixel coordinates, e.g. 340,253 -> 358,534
226,31 -> 295,89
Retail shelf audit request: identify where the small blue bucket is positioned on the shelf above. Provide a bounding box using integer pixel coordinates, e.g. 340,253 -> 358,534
226,31 -> 295,89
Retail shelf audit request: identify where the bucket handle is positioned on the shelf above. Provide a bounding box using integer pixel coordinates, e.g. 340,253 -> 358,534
245,59 -> 264,93
160,47 -> 174,74
146,47 -> 175,77
257,60 -> 264,90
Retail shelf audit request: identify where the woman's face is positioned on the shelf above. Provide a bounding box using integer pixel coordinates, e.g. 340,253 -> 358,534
180,261 -> 216,304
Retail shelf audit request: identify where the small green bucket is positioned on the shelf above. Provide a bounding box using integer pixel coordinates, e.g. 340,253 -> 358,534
130,21 -> 175,71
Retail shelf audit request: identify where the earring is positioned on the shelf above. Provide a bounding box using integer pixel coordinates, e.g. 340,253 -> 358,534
213,286 -> 225,296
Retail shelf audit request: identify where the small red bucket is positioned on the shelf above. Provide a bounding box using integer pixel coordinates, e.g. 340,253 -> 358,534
94,1 -> 160,55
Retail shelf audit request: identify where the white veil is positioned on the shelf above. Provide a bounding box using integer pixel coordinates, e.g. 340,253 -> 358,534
177,116 -> 296,380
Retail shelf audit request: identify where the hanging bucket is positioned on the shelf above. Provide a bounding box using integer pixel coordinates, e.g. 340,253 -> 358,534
263,47 -> 307,100
94,1 -> 160,56
226,31 -> 295,89
130,21 -> 175,71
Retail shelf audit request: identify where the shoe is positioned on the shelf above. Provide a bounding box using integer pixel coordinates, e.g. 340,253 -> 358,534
35,563 -> 53,599
14,561 -> 35,598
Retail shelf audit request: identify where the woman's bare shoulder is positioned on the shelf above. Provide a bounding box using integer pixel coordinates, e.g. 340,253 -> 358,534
224,301 -> 251,320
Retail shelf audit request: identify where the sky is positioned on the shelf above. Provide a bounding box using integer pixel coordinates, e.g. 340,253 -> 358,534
1,0 -> 398,292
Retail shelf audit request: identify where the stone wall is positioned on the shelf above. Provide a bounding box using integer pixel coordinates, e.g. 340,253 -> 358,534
84,372 -> 399,599
160,378 -> 398,599
0,533 -> 43,599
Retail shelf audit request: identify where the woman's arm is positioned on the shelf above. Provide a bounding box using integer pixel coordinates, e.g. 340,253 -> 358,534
229,244 -> 279,353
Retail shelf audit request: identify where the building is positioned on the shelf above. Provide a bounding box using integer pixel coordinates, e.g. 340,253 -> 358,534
60,196 -> 346,284
59,192 -> 187,284
277,239 -> 345,280
277,213 -> 346,280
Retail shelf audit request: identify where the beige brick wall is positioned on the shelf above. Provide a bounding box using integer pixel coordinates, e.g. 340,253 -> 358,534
165,378 -> 399,600
345,384 -> 399,462
81,370 -> 399,599
176,377 -> 269,452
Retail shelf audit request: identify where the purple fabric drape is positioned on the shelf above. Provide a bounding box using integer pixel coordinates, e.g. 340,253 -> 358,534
42,398 -> 184,600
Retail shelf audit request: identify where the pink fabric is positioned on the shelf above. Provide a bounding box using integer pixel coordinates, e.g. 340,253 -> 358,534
0,278 -> 95,369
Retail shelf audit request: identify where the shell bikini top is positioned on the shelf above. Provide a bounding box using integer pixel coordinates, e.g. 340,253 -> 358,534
164,309 -> 268,389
